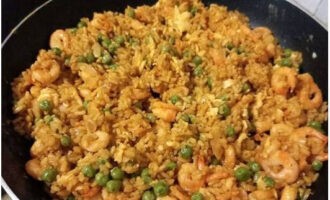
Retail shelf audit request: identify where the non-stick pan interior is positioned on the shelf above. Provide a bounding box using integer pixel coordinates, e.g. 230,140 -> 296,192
2,0 -> 327,199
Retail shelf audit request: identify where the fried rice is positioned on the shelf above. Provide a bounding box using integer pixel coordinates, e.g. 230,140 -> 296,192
11,0 -> 328,199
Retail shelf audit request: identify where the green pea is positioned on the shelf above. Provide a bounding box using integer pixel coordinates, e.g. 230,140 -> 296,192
77,21 -> 87,28
106,180 -> 122,193
181,113 -> 191,123
52,47 -> 62,56
141,168 -> 152,184
153,181 -> 169,197
170,95 -> 180,104
283,48 -> 292,57
307,121 -> 323,132
108,64 -> 118,70
70,28 -> 77,34
263,176 -> 275,188
165,161 -> 177,170
180,145 -> 193,159
126,7 -> 135,18
60,135 -> 72,147
142,190 -> 156,200
44,115 -> 54,124
193,66 -> 203,76
279,58 -> 292,67
82,165 -> 96,178
191,192 -> 204,200
86,53 -> 95,64
83,100 -> 89,110
146,113 -> 156,123
41,168 -> 57,183
101,37 -> 112,48
248,161 -> 260,173
169,36 -> 175,45
218,94 -> 229,101
114,35 -> 125,46
210,156 -> 220,165
241,82 -> 252,93
190,6 -> 198,16
66,194 -> 75,200
101,53 -> 112,65
312,160 -> 323,171
161,44 -> 172,54
236,47 -> 245,54
207,77 -> 213,89
218,103 -> 231,118
39,99 -> 52,112
95,172 -> 109,187
111,167 -> 124,180
226,43 -> 234,50
183,49 -> 191,58
134,101 -> 143,110
234,166 -> 252,182
192,55 -> 203,66
226,125 -> 236,137
108,43 -> 119,54
77,55 -> 87,63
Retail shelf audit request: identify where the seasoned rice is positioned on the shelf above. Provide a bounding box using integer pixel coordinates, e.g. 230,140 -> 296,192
12,0 -> 328,199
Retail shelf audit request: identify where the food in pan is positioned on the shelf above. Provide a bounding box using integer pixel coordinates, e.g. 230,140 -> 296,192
12,0 -> 328,199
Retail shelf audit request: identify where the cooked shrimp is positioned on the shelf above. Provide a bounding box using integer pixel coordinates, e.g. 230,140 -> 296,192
281,186 -> 297,200
291,127 -> 328,161
151,101 -> 179,122
25,158 -> 42,180
271,67 -> 297,96
178,163 -> 207,192
49,29 -> 69,50
259,151 -> 299,184
81,131 -> 110,152
296,73 -> 323,109
31,59 -> 61,85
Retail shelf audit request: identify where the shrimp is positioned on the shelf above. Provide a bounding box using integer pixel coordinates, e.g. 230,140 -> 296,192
25,158 -> 42,180
178,163 -> 207,193
81,131 -> 110,152
49,29 -> 69,50
271,67 -> 297,96
281,186 -> 297,200
296,73 -> 323,109
151,101 -> 179,122
31,59 -> 61,85
259,150 -> 299,184
291,127 -> 328,161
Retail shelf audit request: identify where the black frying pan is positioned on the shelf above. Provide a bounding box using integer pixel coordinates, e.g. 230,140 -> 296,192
2,0 -> 328,199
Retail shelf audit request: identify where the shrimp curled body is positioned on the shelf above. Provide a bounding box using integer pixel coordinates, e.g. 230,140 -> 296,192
271,67 -> 297,96
296,73 -> 323,109
50,29 -> 69,50
178,163 -> 206,193
260,150 -> 299,184
31,59 -> 61,85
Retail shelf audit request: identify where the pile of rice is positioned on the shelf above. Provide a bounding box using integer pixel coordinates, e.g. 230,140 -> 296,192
12,0 -> 328,199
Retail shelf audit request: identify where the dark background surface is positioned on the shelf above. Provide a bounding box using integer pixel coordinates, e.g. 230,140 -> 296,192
2,0 -> 328,199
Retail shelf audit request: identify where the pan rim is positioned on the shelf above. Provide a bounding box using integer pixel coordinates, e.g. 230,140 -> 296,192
1,0 -> 327,199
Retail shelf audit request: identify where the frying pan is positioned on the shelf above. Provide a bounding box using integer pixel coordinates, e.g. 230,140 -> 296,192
2,0 -> 328,199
